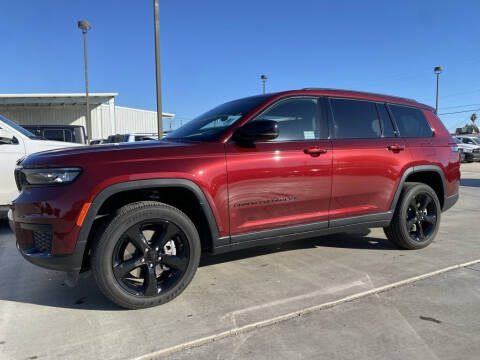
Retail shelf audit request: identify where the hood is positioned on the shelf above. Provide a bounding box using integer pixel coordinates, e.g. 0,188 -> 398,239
21,139 -> 196,167
32,139 -> 84,151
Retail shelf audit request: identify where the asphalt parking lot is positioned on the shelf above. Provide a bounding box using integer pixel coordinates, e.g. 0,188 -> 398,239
1,163 -> 480,360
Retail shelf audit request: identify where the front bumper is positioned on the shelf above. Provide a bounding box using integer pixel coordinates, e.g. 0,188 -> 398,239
464,152 -> 480,161
13,221 -> 86,272
7,209 -> 14,232
11,184 -> 91,273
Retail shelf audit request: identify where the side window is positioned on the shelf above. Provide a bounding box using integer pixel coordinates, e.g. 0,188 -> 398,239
376,104 -> 397,138
388,105 -> 433,138
44,129 -> 65,142
254,98 -> 322,141
330,99 -> 381,139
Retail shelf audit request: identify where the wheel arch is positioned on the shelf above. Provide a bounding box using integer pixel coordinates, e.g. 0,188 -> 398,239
76,179 -> 222,271
390,165 -> 447,212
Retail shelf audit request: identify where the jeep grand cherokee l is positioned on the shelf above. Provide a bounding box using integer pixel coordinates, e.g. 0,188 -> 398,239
11,89 -> 460,309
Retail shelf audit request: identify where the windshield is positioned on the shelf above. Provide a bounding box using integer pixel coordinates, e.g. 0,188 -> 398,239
471,138 -> 480,145
165,95 -> 270,141
0,114 -> 39,139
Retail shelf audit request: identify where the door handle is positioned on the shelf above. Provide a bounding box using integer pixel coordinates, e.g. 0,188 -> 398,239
304,147 -> 328,156
387,144 -> 404,153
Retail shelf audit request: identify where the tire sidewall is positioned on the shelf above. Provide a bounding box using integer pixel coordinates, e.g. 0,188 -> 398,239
92,204 -> 201,309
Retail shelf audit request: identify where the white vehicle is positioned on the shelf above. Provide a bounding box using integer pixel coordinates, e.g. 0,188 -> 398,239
0,115 -> 82,215
455,136 -> 480,162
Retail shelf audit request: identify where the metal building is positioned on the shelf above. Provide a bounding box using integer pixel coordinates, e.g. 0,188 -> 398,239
0,93 -> 175,141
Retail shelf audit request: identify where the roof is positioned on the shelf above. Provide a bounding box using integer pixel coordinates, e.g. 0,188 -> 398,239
266,89 -> 434,112
301,88 -> 418,104
0,93 -> 118,106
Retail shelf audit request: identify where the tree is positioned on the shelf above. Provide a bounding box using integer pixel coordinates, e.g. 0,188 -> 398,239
467,113 -> 479,133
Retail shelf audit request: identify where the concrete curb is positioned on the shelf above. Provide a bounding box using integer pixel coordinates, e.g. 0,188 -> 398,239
132,258 -> 480,360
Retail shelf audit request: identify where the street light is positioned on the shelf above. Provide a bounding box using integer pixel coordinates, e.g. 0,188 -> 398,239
434,66 -> 443,113
78,20 -> 91,141
153,0 -> 163,138
261,74 -> 268,94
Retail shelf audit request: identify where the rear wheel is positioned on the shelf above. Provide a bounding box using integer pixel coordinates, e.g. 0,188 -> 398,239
91,201 -> 201,309
384,182 -> 441,250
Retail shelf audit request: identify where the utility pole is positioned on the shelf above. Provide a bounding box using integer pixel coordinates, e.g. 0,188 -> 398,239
78,20 -> 92,142
153,0 -> 163,138
434,66 -> 443,113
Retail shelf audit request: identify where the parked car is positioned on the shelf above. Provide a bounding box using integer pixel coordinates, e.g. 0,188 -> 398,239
89,139 -> 108,145
11,89 -> 460,309
0,115 -> 82,217
454,136 -> 480,162
106,133 -> 158,143
23,125 -> 87,144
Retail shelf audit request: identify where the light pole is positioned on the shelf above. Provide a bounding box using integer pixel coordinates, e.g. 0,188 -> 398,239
78,20 -> 91,142
153,0 -> 163,138
261,74 -> 268,94
434,66 -> 443,113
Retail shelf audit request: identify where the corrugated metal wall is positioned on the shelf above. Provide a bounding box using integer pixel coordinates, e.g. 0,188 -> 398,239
0,104 -> 167,140
114,106 -> 158,134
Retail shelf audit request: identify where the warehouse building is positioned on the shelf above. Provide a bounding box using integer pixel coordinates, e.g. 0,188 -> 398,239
0,93 -> 175,142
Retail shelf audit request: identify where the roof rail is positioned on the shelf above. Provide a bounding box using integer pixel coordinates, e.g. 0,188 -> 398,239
301,88 -> 418,103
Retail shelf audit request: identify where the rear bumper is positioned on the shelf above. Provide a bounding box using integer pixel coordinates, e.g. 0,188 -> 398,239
443,193 -> 459,212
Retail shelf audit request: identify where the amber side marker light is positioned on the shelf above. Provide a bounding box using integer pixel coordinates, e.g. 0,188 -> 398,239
76,202 -> 92,227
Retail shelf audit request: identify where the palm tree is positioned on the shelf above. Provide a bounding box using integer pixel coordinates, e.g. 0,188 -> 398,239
467,113 -> 479,133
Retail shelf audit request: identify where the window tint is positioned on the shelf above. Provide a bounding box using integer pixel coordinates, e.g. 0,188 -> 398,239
463,138 -> 474,144
254,98 -> 321,141
44,129 -> 65,141
330,99 -> 381,139
388,105 -> 433,138
377,104 -> 397,137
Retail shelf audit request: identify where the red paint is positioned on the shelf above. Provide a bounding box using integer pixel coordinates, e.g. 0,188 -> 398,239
12,89 -> 460,257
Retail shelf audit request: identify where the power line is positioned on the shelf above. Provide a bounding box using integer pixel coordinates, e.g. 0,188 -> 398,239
441,103 -> 480,109
439,108 -> 480,115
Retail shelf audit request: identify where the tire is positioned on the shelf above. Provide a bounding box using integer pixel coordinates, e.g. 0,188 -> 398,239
91,201 -> 201,309
384,182 -> 441,250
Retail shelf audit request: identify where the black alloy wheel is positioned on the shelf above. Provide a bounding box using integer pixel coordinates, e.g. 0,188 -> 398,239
112,220 -> 189,297
92,201 -> 201,309
384,182 -> 441,250
405,192 -> 438,242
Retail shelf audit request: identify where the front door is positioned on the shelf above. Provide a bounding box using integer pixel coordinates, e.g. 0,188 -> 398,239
226,96 -> 332,237
0,127 -> 25,205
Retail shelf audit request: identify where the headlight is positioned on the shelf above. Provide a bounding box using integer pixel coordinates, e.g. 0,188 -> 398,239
21,168 -> 82,185
463,148 -> 472,153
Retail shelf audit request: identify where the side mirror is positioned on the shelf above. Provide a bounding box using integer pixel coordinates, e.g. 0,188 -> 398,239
232,120 -> 279,143
0,129 -> 18,145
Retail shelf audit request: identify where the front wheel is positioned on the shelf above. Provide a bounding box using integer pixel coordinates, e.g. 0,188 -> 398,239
91,201 -> 201,309
384,182 -> 441,250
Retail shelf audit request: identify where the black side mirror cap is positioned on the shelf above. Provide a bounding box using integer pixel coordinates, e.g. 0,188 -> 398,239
232,120 -> 279,143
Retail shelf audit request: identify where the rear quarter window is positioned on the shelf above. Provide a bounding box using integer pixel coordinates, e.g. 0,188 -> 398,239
388,105 -> 433,138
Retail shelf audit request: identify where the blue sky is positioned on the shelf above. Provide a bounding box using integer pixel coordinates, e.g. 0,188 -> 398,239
1,0 -> 479,131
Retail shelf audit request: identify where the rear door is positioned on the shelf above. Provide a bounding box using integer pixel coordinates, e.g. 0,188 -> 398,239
387,104 -> 437,164
226,96 -> 332,237
328,98 -> 410,223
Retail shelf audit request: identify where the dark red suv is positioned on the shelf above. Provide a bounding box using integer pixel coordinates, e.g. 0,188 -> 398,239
11,89 -> 460,309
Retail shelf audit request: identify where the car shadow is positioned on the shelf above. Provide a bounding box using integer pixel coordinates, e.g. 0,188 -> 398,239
200,228 -> 396,267
0,222 -> 395,311
460,178 -> 480,188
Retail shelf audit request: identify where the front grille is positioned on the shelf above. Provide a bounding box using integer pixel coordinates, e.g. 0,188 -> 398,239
474,149 -> 480,153
32,230 -> 52,253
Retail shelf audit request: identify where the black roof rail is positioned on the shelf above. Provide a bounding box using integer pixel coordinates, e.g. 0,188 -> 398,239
301,88 -> 418,103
